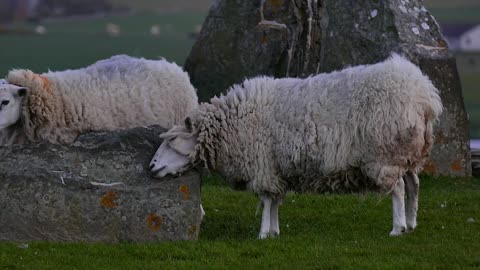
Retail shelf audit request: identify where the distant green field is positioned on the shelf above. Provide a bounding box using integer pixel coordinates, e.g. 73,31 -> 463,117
109,0 -> 211,12
0,13 -> 205,76
424,0 -> 480,8
107,0 -> 480,12
428,7 -> 480,23
460,73 -> 480,138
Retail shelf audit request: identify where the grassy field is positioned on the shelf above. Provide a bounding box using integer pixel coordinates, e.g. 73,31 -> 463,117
0,176 -> 479,269
0,13 -> 205,77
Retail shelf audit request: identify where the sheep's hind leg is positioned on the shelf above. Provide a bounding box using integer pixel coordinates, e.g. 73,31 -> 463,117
404,171 -> 419,232
362,163 -> 406,236
258,195 -> 272,239
390,177 -> 407,236
269,197 -> 282,237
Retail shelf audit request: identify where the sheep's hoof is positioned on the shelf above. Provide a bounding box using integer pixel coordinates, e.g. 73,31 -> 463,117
389,226 -> 406,236
406,220 -> 417,232
270,231 -> 280,237
258,232 -> 269,240
406,224 -> 417,233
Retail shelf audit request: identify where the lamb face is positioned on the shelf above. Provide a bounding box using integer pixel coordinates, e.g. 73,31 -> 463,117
149,125 -> 197,178
0,84 -> 26,130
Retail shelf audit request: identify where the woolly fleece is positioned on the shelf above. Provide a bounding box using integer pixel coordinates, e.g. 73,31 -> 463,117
180,54 -> 443,195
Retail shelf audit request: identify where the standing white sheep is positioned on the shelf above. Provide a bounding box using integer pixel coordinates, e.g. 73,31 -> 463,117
0,55 -> 198,145
149,54 -> 443,239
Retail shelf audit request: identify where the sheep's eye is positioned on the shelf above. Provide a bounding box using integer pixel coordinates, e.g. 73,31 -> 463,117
1,100 -> 9,106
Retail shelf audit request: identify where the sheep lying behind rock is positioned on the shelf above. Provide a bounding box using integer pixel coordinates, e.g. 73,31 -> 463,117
0,84 -> 28,145
1,55 -> 198,145
149,54 -> 443,239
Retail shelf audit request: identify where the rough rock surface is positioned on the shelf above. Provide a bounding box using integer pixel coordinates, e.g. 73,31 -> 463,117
185,0 -> 471,176
0,125 -> 202,242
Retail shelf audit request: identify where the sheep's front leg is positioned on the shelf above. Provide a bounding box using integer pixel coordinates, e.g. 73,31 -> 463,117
269,197 -> 282,237
390,178 -> 407,236
258,195 -> 272,239
404,171 -> 419,232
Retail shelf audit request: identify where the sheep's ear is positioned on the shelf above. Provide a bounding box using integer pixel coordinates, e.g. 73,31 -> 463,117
185,117 -> 193,132
17,87 -> 27,97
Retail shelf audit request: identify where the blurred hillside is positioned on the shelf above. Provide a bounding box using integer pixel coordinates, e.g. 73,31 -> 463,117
1,0 -> 479,23
109,0 -> 480,12
108,0 -> 211,13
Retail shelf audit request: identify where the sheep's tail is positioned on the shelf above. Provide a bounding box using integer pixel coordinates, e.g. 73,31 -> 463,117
421,83 -> 443,159
409,81 -> 442,176
421,116 -> 434,159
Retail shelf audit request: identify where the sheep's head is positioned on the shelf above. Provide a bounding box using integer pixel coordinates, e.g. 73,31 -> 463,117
150,117 -> 198,178
0,83 -> 27,130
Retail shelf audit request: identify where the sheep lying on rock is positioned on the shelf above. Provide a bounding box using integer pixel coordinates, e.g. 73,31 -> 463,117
1,55 -> 198,145
149,54 -> 443,239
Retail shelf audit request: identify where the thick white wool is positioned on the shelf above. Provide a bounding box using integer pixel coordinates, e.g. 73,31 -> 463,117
5,55 -> 198,144
189,54 -> 442,195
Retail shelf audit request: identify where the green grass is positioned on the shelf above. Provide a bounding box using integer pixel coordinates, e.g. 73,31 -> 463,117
0,13 -> 206,76
0,176 -> 479,269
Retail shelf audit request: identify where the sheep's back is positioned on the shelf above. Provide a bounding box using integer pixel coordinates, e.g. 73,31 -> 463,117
45,55 -> 197,131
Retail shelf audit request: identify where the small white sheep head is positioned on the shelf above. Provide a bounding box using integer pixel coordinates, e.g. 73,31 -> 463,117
150,116 -> 198,178
0,84 -> 27,130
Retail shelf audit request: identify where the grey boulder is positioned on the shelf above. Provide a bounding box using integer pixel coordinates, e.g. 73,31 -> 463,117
185,0 -> 471,176
0,125 -> 202,242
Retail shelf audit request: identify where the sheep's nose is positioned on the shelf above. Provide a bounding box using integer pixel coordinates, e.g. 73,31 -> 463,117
149,163 -> 155,170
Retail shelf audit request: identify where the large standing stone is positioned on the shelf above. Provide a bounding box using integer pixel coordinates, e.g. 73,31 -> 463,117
185,0 -> 471,176
0,126 -> 202,242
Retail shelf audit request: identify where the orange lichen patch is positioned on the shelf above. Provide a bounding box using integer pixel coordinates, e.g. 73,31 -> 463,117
263,33 -> 269,44
100,191 -> 117,209
146,213 -> 162,231
268,0 -> 283,12
434,130 -> 444,144
451,159 -> 463,172
422,160 -> 436,174
73,158 -> 82,165
179,185 -> 190,200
